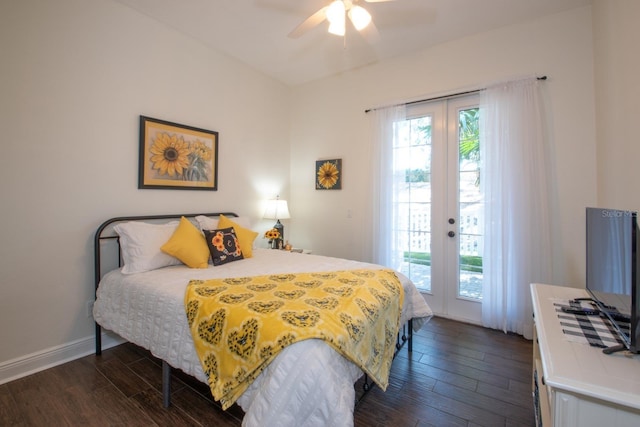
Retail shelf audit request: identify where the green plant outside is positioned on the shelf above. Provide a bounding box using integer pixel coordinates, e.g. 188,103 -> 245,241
403,251 -> 483,273
459,108 -> 480,162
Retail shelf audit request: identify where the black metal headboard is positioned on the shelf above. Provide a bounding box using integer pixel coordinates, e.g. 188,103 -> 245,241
93,212 -> 238,292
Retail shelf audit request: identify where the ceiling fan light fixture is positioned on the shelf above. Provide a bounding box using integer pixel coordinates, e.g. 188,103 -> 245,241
326,1 -> 345,24
349,5 -> 371,31
326,1 -> 346,36
328,21 -> 346,36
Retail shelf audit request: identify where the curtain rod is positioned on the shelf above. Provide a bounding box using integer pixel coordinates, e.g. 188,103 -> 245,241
364,76 -> 547,113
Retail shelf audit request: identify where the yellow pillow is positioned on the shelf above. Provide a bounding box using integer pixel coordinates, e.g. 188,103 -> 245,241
161,217 -> 210,268
218,214 -> 258,258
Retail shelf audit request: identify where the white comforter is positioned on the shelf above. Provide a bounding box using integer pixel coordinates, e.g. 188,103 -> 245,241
93,249 -> 433,427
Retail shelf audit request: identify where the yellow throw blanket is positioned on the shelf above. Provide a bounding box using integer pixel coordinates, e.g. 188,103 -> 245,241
184,268 -> 404,409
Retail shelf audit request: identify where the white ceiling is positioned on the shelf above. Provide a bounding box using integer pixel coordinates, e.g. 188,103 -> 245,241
114,0 -> 592,86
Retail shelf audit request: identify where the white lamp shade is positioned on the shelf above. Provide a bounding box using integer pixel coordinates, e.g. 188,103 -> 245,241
263,199 -> 291,220
349,6 -> 371,31
328,21 -> 345,36
326,1 -> 345,23
326,0 -> 345,35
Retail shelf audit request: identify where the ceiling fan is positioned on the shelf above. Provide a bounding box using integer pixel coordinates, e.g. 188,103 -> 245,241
288,0 -> 397,39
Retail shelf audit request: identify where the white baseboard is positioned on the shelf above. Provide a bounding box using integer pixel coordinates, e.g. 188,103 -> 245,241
0,332 -> 125,385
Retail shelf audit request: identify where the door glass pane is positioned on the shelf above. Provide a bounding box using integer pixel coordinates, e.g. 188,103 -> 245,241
458,108 -> 483,300
394,116 -> 432,293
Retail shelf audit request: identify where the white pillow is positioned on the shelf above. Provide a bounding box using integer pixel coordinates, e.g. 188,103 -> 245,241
195,215 -> 252,231
194,215 -> 219,232
114,221 -> 181,274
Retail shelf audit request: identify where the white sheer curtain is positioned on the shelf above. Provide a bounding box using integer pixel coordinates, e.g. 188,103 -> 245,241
370,105 -> 406,267
480,77 -> 553,339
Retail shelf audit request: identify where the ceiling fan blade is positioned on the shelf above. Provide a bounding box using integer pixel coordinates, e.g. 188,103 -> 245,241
288,6 -> 328,39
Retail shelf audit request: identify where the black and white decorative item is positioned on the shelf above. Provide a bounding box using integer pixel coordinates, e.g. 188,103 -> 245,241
263,196 -> 291,249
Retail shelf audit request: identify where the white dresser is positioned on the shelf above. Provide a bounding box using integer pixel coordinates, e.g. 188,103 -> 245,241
531,283 -> 640,427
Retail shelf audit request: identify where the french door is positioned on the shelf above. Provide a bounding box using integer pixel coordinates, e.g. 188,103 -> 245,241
394,95 -> 482,323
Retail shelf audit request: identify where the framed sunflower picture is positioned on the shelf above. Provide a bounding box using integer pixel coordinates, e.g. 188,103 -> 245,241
315,158 -> 342,190
138,116 -> 218,190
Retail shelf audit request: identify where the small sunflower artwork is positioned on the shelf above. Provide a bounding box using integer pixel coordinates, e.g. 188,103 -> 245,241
139,116 -> 218,190
315,159 -> 342,190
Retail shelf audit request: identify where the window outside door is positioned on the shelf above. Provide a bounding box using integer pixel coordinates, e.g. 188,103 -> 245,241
394,95 -> 482,323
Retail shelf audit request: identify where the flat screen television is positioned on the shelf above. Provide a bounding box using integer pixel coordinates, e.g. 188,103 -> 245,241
586,207 -> 640,354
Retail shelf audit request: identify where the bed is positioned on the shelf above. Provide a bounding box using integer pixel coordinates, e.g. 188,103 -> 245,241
93,212 -> 433,427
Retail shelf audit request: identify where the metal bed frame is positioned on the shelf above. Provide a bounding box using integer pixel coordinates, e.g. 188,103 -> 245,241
93,212 -> 238,407
93,212 -> 414,408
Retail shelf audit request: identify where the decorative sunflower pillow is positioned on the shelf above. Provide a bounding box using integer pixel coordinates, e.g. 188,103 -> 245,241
203,227 -> 244,266
217,214 -> 258,258
195,214 -> 258,257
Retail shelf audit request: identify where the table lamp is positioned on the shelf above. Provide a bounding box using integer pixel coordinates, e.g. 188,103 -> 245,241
263,196 -> 290,249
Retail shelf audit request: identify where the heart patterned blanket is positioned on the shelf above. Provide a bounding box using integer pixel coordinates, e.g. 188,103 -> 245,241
184,268 -> 404,409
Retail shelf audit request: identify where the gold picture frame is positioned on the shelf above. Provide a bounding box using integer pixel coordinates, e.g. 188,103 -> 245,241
139,116 -> 218,190
315,158 -> 342,190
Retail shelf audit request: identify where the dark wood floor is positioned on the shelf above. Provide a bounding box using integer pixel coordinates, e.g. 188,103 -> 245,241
0,317 -> 534,426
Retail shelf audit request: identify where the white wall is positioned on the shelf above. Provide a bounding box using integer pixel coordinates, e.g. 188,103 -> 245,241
0,0 -> 290,375
593,0 -> 640,210
1,0 -> 617,382
289,6 -> 597,287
